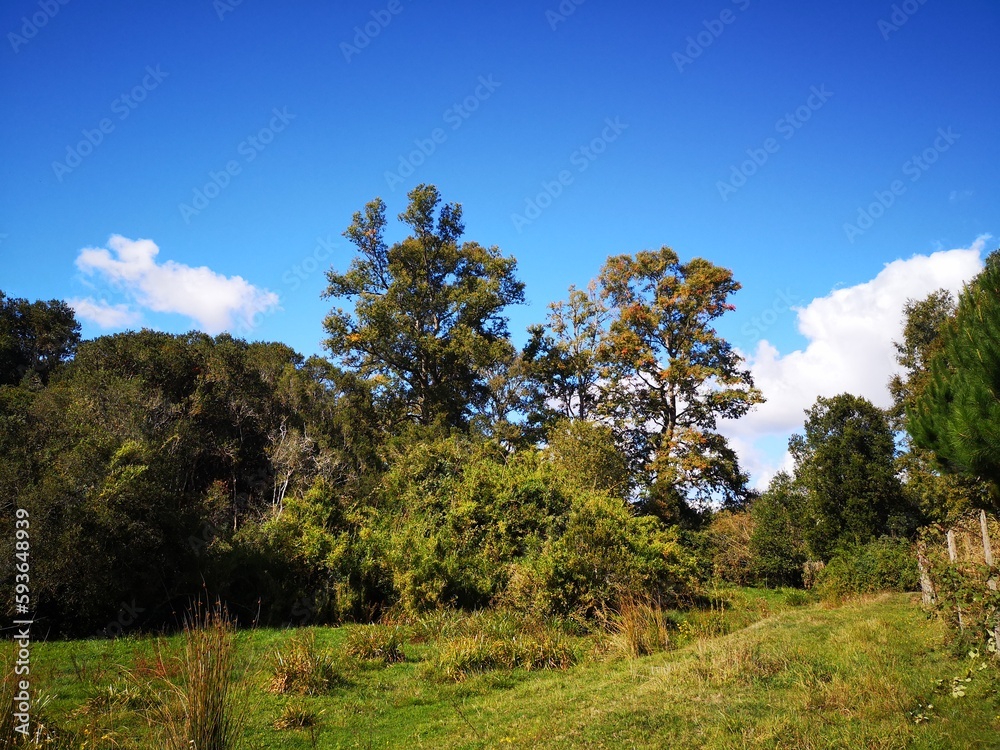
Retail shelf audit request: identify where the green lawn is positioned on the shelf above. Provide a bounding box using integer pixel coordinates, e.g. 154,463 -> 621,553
19,591 -> 1000,749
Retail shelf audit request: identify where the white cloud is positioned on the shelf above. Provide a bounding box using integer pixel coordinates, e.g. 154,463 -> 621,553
68,298 -> 141,328
722,237 -> 989,489
74,235 -> 279,334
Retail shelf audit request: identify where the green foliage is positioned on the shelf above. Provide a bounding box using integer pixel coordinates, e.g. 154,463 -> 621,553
376,434 -> 571,612
522,282 -> 609,428
814,539 -> 919,596
541,418 -> 631,500
508,493 -> 700,618
888,290 -> 956,431
0,290 -> 80,386
749,472 -> 808,587
791,393 -> 913,560
322,184 -> 525,429
919,515 -> 1000,654
911,256 -> 1000,510
374,433 -> 698,618
0,330 -> 378,635
228,481 -> 357,626
889,289 -> 987,524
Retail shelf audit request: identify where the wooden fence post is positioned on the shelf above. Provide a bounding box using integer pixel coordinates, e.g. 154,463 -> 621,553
980,510 -> 1000,653
981,510 -> 995,571
916,540 -> 936,607
947,529 -> 965,632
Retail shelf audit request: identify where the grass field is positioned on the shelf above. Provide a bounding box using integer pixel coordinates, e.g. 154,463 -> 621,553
15,590 -> 1000,749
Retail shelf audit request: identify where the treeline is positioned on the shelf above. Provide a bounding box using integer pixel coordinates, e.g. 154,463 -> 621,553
2,185 -> 997,637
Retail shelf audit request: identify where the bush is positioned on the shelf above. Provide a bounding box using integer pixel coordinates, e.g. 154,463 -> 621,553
378,435 -> 699,620
706,511 -> 754,585
505,492 -> 700,618
378,437 -> 573,612
227,481 -> 357,627
749,472 -> 807,587
814,538 -> 919,596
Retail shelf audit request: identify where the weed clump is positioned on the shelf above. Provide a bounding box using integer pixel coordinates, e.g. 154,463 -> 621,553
153,602 -> 252,750
269,631 -> 348,695
343,625 -> 406,664
606,596 -> 672,658
428,626 -> 577,681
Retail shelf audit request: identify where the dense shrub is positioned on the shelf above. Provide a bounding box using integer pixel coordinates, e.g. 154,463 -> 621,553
504,492 -> 700,618
705,511 -> 755,585
814,538 -> 919,596
749,473 -> 808,587
375,434 -> 699,619
542,419 -> 631,500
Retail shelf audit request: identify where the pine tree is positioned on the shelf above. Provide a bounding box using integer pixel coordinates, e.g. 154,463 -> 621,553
911,253 -> 1000,509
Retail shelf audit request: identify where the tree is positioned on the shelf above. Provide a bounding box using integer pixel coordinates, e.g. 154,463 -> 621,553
889,290 -> 986,522
0,291 -> 81,385
790,393 -> 911,560
911,253 -> 1000,510
322,185 -> 525,429
523,282 -> 609,429
596,247 -> 762,517
749,472 -> 808,586
887,290 -> 956,431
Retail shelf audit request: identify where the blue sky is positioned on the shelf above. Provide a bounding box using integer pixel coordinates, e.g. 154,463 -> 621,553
2,0 -> 997,483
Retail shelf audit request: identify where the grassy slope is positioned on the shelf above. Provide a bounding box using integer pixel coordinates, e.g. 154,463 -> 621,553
27,592 -> 1000,749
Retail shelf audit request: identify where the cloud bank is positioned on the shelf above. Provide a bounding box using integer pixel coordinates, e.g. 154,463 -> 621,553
722,237 -> 989,488
72,235 -> 279,334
